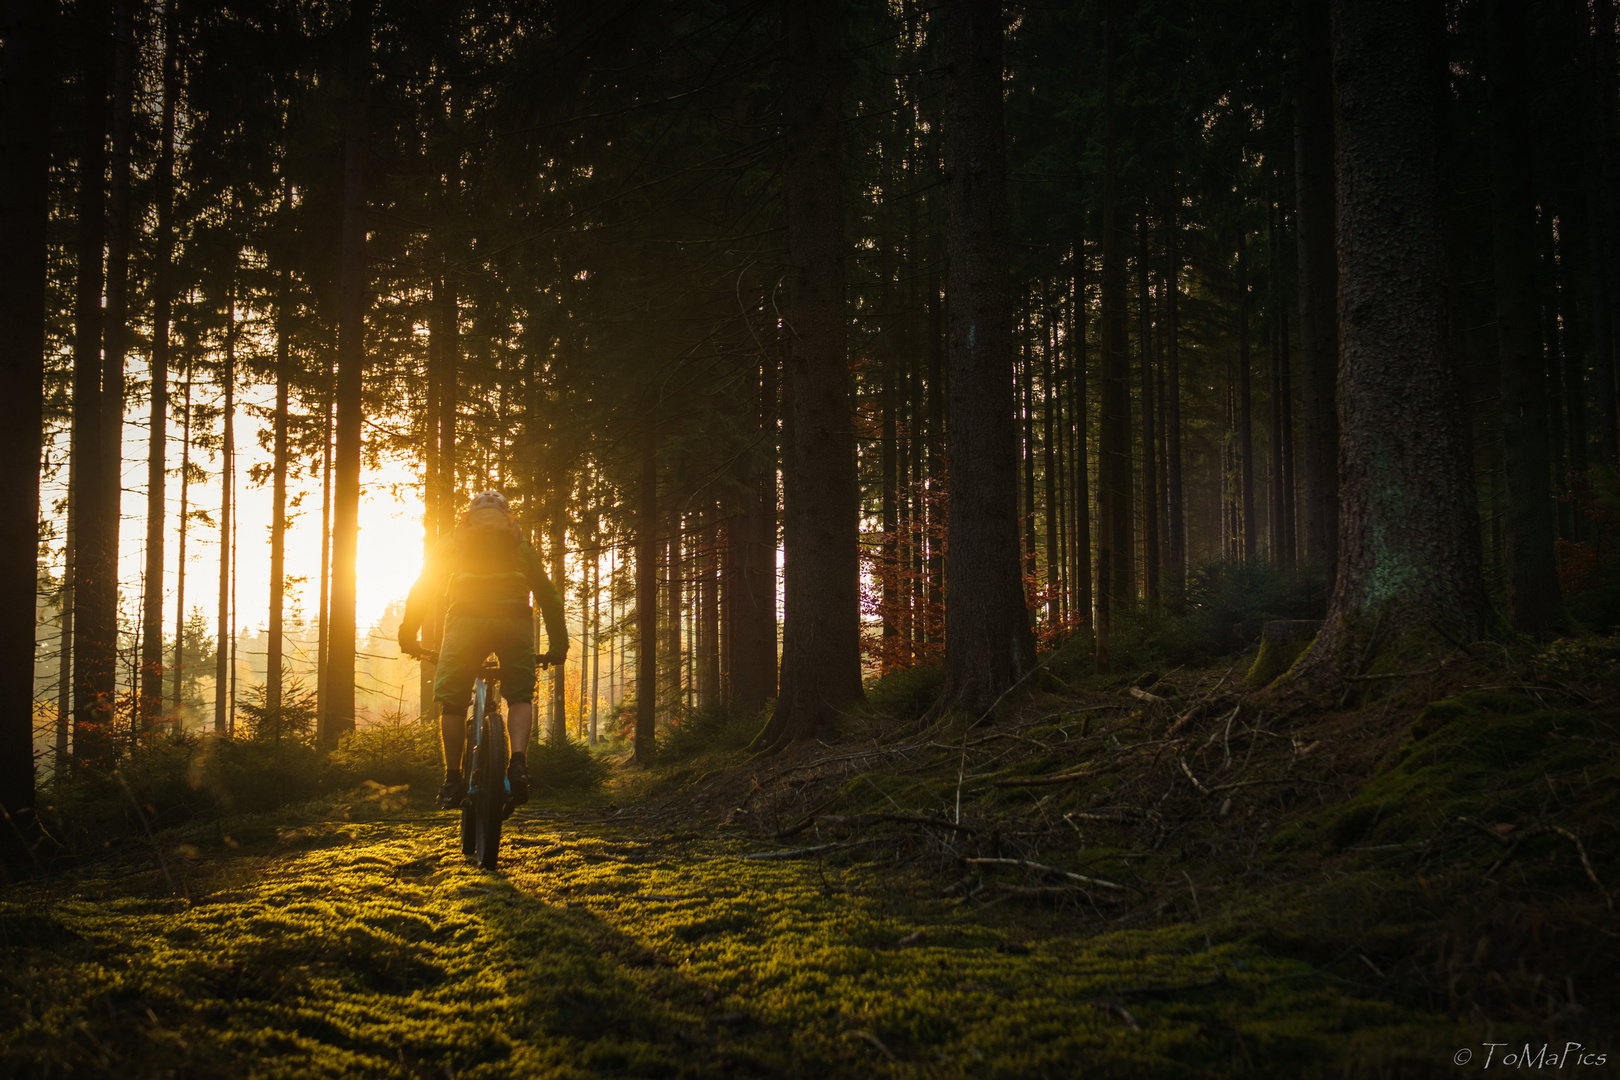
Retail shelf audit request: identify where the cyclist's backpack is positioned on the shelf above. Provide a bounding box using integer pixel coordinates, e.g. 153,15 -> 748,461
448,506 -> 529,613
455,505 -> 519,568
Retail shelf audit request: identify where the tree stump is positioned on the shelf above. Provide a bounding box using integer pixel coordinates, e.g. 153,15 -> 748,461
1246,620 -> 1322,687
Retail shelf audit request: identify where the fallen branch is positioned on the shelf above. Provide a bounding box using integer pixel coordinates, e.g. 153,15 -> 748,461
849,1030 -> 897,1061
989,883 -> 1127,902
1089,1000 -> 1140,1029
1552,826 -> 1614,911
1179,758 -> 1210,795
965,856 -> 1131,892
739,838 -> 879,861
993,768 -> 1101,789
775,795 -> 842,839
818,812 -> 978,835
1129,686 -> 1168,706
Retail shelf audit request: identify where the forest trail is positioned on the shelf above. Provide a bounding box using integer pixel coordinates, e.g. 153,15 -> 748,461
9,662 -> 1618,1078
4,784 -> 1505,1079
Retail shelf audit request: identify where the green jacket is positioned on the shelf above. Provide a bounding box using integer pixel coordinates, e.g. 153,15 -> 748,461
399,537 -> 568,655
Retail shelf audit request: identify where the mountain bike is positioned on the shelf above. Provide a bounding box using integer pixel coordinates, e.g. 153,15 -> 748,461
412,649 -> 550,872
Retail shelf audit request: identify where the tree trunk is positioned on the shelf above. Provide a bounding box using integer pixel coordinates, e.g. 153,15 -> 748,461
635,430 -> 657,764
1096,2 -> 1122,673
323,17 -> 370,744
139,0 -> 177,726
1295,0 -> 1340,590
762,0 -> 863,744
1489,0 -> 1566,634
1042,313 -> 1060,625
215,271 -> 235,735
1164,201 -> 1185,610
0,0 -> 55,824
268,260 -> 290,710
1298,0 -> 1489,678
72,0 -> 110,764
935,0 -> 1035,715
549,499 -> 567,744
1138,209 -> 1159,604
100,0 -> 135,740
1237,255 -> 1255,563
171,354 -> 190,714
731,348 -> 777,711
1072,241 -> 1093,624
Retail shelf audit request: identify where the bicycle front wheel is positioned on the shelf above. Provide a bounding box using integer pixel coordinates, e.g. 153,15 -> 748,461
473,713 -> 507,871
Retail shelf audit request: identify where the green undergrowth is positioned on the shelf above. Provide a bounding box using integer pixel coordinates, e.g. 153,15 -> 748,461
0,804 -> 1488,1079
5,657 -> 1616,1077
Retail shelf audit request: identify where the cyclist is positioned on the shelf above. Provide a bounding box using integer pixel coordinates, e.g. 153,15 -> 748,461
398,491 -> 568,810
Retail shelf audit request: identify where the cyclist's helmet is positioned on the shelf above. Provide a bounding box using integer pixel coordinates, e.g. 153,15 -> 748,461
468,491 -> 510,514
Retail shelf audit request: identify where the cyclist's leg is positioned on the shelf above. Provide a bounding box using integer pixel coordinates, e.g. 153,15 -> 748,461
492,617 -> 538,755
433,617 -> 488,783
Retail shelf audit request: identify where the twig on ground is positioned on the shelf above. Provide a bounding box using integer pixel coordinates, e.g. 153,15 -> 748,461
1183,870 -> 1212,951
1179,758 -> 1210,795
116,770 -> 177,895
775,795 -> 841,839
964,856 -> 1132,891
1089,1000 -> 1140,1029
1551,826 -> 1614,910
739,838 -> 879,861
850,1030 -> 897,1061
993,768 -> 1102,789
1129,686 -> 1167,706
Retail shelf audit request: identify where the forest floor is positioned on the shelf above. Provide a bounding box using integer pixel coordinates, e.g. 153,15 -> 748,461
2,649 -> 1618,1079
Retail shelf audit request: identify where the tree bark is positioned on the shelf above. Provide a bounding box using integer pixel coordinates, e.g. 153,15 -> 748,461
323,16 -> 370,744
0,0 -> 56,825
100,0 -> 134,740
214,270 -> 235,735
1164,202 -> 1185,610
1295,0 -> 1340,591
1488,0 -> 1566,634
1096,2 -> 1122,673
730,348 -> 778,711
1072,241 -> 1093,625
936,0 -> 1035,715
1237,255 -> 1255,563
139,0 -> 177,726
635,429 -> 657,764
268,259 -> 290,710
762,0 -> 863,744
72,0 -> 111,763
1138,209 -> 1158,604
171,356 -> 190,715
1298,0 -> 1489,678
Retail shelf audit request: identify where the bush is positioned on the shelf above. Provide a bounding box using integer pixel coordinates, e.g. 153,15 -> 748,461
661,700 -> 765,759
863,664 -> 945,722
327,714 -> 442,792
527,737 -> 607,792
1180,558 -> 1327,658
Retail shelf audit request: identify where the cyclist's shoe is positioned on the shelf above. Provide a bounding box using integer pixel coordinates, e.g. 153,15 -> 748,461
507,757 -> 530,806
436,776 -> 466,809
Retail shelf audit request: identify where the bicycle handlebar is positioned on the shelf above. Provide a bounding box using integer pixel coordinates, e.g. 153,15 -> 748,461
401,644 -> 558,671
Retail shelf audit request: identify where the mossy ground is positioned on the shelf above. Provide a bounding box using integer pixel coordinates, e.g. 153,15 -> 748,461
3,655 -> 1615,1078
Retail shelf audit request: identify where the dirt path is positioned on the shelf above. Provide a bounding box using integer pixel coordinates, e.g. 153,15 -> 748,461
1,793 -> 1495,1079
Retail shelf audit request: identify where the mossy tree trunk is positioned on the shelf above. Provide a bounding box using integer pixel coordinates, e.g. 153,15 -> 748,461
1297,0 -> 1489,680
